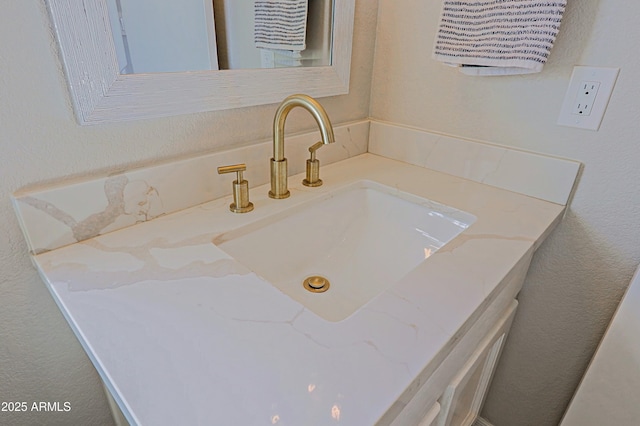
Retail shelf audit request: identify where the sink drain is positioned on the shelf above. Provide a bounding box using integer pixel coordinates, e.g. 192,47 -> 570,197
303,276 -> 330,293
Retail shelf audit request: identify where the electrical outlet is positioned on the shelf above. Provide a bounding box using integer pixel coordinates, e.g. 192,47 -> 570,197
558,66 -> 619,131
572,81 -> 600,116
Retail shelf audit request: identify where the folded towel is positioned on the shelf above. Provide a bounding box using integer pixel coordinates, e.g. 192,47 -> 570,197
255,0 -> 308,51
433,0 -> 567,76
260,49 -> 304,68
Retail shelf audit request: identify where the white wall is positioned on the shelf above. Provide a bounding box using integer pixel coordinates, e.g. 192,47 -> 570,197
0,1 -> 378,424
371,1 -> 640,425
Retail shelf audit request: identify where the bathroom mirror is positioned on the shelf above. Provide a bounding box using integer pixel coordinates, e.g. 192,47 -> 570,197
105,0 -> 334,73
45,0 -> 354,125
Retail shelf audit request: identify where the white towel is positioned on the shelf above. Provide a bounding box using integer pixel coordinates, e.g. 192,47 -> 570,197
255,0 -> 308,51
433,0 -> 567,76
260,49 -> 304,68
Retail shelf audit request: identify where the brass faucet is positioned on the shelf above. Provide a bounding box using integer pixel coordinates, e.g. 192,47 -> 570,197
269,94 -> 335,199
217,163 -> 254,213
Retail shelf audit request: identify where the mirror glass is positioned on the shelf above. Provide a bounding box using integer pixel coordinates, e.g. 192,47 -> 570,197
45,0 -> 353,124
105,0 -> 334,74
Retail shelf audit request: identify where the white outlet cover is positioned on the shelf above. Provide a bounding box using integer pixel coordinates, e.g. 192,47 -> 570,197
557,66 -> 620,131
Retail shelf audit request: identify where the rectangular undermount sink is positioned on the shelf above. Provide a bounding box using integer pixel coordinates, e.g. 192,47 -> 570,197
214,180 -> 476,322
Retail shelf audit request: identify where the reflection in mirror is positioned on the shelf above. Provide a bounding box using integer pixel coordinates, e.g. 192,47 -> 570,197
106,0 -> 333,74
45,0 -> 354,124
105,0 -> 219,73
215,0 -> 333,70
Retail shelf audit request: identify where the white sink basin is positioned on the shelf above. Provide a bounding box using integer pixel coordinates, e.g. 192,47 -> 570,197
214,180 -> 475,322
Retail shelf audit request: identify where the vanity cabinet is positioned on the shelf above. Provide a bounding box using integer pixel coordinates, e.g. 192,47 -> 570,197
14,152 -> 569,426
389,251 -> 528,426
435,302 -> 515,426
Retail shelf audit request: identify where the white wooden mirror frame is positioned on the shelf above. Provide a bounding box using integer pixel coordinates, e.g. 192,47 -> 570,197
46,0 -> 355,125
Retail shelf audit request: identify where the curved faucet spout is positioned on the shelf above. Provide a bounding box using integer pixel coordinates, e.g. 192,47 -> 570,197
273,94 -> 335,161
269,94 -> 335,199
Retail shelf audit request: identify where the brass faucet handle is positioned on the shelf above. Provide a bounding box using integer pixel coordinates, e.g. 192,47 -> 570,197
303,142 -> 324,187
217,163 -> 254,213
217,163 -> 247,181
308,141 -> 324,160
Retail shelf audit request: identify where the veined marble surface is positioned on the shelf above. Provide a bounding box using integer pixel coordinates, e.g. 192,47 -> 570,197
14,118 -> 581,257
30,154 -> 567,425
369,120 -> 581,206
12,120 -> 369,255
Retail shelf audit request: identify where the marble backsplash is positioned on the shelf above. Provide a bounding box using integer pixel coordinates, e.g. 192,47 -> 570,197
13,118 -> 581,255
13,120 -> 370,254
368,120 -> 581,206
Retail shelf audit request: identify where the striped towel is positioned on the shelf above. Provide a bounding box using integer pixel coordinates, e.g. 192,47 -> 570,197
255,0 -> 308,51
433,0 -> 567,76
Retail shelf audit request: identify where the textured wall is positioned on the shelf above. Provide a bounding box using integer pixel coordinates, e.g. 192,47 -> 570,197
371,0 -> 640,425
0,1 -> 378,424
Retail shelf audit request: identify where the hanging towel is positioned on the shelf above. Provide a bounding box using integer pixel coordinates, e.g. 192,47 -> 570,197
433,0 -> 567,76
255,0 -> 308,51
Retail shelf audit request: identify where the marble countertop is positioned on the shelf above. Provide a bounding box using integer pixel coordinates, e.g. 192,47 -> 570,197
32,154 -> 564,425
